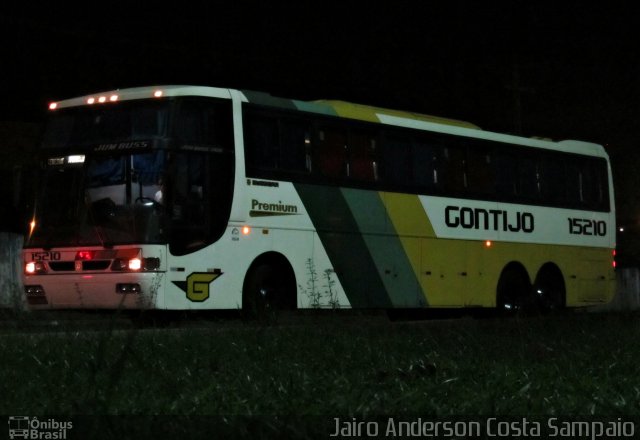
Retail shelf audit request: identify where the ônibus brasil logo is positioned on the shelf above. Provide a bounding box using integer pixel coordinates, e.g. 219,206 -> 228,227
8,416 -> 73,439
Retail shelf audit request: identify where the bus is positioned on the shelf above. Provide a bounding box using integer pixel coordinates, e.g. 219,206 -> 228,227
22,85 -> 616,314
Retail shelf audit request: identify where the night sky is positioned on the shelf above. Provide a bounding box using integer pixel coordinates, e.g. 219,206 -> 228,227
1,4 -> 639,233
1,4 -> 636,141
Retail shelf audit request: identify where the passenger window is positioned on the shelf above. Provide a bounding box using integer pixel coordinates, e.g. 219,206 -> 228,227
349,130 -> 378,182
517,155 -> 539,200
316,126 -> 348,179
466,143 -> 494,196
412,138 -> 440,192
280,119 -> 311,174
244,113 -> 278,171
441,144 -> 465,194
565,161 -> 582,207
539,155 -> 566,206
380,134 -> 412,188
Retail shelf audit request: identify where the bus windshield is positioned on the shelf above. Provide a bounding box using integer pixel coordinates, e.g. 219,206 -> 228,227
27,95 -> 236,252
41,99 -> 171,149
27,151 -> 166,248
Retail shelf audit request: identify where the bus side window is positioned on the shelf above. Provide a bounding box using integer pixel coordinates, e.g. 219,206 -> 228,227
466,143 -> 495,197
170,153 -> 205,241
169,150 -> 233,255
315,126 -> 348,179
177,99 -> 233,150
579,158 -> 609,210
244,113 -> 279,172
280,118 -> 312,174
593,159 -> 610,210
441,143 -> 466,195
565,160 -> 582,208
539,155 -> 566,206
348,130 -> 378,182
380,134 -> 412,189
494,150 -> 517,200
412,138 -> 439,192
516,153 -> 539,201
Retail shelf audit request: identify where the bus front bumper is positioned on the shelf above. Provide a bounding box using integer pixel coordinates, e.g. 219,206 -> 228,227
23,272 -> 165,309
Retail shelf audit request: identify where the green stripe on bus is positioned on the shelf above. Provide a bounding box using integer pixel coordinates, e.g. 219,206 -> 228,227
294,101 -> 338,116
294,183 -> 392,308
341,188 -> 424,307
241,90 -> 298,109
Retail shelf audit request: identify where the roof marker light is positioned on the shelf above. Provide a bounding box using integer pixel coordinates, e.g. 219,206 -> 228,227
87,97 -> 96,104
48,102 -> 58,110
153,90 -> 163,98
98,96 -> 107,103
110,94 -> 119,102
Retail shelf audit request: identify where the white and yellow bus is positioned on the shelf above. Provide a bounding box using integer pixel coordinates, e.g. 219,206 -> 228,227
23,85 -> 616,313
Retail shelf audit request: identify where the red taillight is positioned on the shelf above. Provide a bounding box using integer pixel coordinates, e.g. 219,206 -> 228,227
76,251 -> 95,260
613,249 -> 617,268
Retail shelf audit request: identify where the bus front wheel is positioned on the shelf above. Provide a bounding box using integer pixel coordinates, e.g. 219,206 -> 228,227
242,261 -> 296,320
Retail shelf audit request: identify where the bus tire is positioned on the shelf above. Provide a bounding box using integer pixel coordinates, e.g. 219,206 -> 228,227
242,259 -> 296,321
496,264 -> 533,315
533,264 -> 566,313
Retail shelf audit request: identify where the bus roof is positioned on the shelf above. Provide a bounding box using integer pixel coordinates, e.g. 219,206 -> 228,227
47,85 -> 609,159
240,90 -> 479,129
240,89 -> 607,158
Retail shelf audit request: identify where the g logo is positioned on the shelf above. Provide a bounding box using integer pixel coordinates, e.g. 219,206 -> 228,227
186,272 -> 221,302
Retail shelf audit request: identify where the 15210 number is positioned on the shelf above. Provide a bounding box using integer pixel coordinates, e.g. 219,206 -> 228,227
568,218 -> 607,236
30,251 -> 61,261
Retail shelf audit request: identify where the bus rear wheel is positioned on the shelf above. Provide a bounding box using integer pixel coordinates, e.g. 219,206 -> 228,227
496,266 -> 534,315
533,266 -> 566,313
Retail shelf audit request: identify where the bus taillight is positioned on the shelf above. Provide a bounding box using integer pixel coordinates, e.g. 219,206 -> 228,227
76,251 -> 95,260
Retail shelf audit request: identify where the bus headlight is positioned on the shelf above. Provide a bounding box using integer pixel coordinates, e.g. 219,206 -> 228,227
128,258 -> 142,271
25,262 -> 46,274
111,257 -> 160,272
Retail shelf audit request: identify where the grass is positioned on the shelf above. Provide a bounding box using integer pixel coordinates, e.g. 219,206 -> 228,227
1,311 -> 639,437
